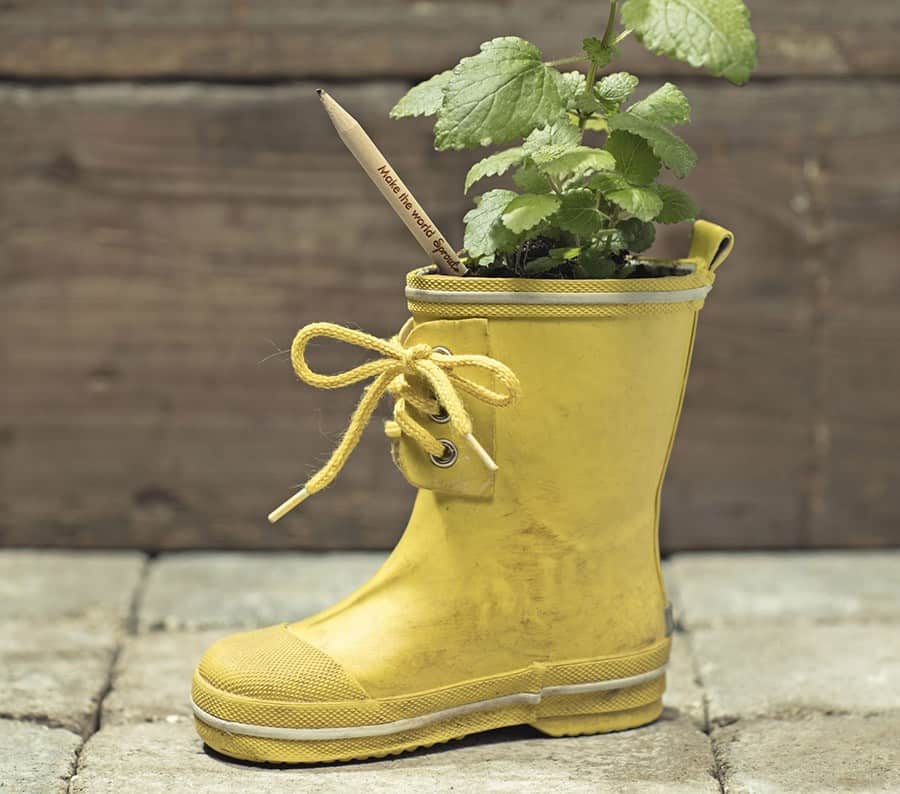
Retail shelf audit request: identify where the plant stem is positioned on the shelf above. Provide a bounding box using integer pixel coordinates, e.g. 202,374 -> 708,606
601,0 -> 619,50
614,28 -> 632,45
586,0 -> 618,95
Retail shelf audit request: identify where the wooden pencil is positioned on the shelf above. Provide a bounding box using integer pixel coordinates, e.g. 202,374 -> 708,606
317,89 -> 466,276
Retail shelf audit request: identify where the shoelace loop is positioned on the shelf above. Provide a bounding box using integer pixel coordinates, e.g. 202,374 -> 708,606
268,322 -> 521,523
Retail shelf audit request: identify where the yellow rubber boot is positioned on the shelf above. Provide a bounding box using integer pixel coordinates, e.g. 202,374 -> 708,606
192,220 -> 734,763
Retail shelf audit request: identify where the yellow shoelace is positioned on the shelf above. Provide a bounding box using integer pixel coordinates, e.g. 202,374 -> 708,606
269,322 -> 521,523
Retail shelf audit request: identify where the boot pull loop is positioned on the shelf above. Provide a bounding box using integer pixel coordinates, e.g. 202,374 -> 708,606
688,220 -> 735,275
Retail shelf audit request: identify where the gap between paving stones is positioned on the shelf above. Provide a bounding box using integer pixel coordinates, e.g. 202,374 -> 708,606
66,554 -> 152,793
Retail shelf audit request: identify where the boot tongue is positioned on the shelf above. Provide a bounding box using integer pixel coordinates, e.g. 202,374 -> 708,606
392,318 -> 499,499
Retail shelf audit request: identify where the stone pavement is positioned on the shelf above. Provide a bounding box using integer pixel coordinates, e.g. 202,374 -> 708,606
0,550 -> 897,793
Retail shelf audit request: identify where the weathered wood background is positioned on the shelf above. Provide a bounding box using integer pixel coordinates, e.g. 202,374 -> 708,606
1,2 -> 898,551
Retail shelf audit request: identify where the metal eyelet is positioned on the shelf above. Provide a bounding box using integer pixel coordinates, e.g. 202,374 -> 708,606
429,439 -> 458,468
430,404 -> 450,424
432,346 -> 452,357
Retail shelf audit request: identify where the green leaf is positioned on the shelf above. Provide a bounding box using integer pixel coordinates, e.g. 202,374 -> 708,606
558,71 -> 587,107
464,147 -> 526,193
654,184 -> 698,223
628,82 -> 690,125
501,193 -> 562,233
605,131 -> 661,186
574,91 -> 603,115
622,0 -> 758,85
579,247 -> 621,277
390,70 -> 454,119
607,113 -> 697,177
551,246 -> 582,261
590,173 -> 664,221
524,246 -> 581,274
524,120 -> 582,153
595,72 -> 640,105
512,165 -> 552,193
537,146 -> 616,181
462,189 -> 518,258
617,217 -> 656,252
582,37 -> 618,68
555,189 -> 604,236
434,37 -> 566,150
524,255 -> 562,274
528,143 -> 577,166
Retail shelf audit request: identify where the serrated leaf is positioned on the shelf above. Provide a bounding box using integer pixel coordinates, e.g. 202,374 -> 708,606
605,131 -> 661,186
464,147 -> 525,193
538,146 -> 616,180
524,120 -> 582,154
654,184 -> 698,223
583,37 -> 618,68
558,71 -> 587,107
463,189 -> 518,258
434,37 -> 566,150
501,193 -> 562,233
390,70 -> 454,119
579,247 -> 621,277
618,217 -> 656,252
529,143 -> 576,166
555,189 -> 604,236
628,82 -> 690,125
512,165 -> 552,193
622,0 -> 757,85
595,72 -> 640,105
607,113 -> 697,177
590,173 -> 664,221
574,91 -> 603,115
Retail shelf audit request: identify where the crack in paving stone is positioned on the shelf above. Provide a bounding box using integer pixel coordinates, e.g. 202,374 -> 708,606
679,629 -> 725,793
67,554 -> 152,793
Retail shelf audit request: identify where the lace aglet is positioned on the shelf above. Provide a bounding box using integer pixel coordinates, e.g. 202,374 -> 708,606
464,432 -> 498,472
268,487 -> 310,524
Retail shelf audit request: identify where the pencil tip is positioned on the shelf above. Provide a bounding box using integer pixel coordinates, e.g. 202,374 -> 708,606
316,88 -> 324,97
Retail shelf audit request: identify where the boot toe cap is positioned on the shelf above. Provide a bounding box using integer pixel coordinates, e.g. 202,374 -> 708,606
194,623 -> 367,707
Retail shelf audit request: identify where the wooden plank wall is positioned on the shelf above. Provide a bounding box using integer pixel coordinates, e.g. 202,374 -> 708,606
1,2 -> 898,551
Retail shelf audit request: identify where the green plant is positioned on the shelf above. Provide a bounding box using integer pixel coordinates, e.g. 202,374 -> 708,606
390,0 -> 756,278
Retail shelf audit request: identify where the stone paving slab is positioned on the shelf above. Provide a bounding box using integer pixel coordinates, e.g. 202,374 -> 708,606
693,624 -> 900,724
1,618 -> 119,735
138,552 -> 387,632
70,715 -> 718,794
666,636 -> 706,728
716,715 -> 900,793
102,630 -> 225,725
0,550 -> 145,623
0,718 -> 81,794
666,551 -> 900,629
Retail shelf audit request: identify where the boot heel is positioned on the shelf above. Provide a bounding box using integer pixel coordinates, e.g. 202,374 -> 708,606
531,699 -> 663,737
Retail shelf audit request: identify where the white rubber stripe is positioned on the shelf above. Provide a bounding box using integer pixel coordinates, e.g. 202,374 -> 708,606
192,664 -> 666,742
405,285 -> 711,306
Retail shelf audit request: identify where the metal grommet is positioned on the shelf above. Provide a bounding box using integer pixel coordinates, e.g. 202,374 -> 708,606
430,404 -> 450,424
429,439 -> 458,468
432,346 -> 452,357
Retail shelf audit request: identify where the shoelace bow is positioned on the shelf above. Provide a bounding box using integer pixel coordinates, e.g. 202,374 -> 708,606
268,322 -> 521,523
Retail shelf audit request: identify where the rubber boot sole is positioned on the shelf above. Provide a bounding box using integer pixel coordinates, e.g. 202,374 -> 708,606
192,658 -> 667,764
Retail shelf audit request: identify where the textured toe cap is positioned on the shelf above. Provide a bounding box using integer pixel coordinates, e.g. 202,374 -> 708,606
197,624 -> 367,703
